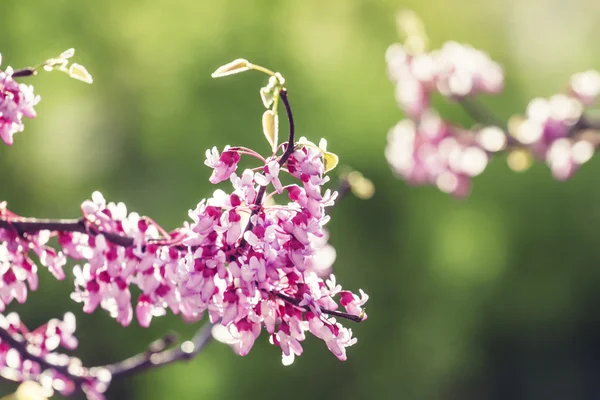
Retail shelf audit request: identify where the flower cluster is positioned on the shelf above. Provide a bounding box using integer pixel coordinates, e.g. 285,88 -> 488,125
0,49 -> 91,147
0,56 -> 40,146
0,204 -> 67,311
0,140 -> 367,369
0,312 -> 109,399
385,12 -> 600,197
184,139 -> 368,365
386,41 -> 503,119
386,112 -> 491,197
384,36 -> 505,198
511,72 -> 600,180
0,55 -> 369,398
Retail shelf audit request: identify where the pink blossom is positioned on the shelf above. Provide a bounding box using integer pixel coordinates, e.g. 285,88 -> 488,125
386,41 -> 503,119
512,93 -> 595,179
570,70 -> 600,105
0,312 -> 105,397
0,59 -> 41,145
0,138 -> 367,365
254,159 -> 283,193
205,146 -> 241,184
385,112 -> 488,197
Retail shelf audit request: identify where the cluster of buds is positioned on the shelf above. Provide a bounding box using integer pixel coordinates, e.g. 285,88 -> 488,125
385,10 -> 600,197
0,57 -> 369,398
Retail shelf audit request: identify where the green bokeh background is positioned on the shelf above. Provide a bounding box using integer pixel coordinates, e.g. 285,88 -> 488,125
2,0 -> 600,399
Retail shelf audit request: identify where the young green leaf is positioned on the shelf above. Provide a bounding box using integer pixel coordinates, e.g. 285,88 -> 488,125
211,59 -> 251,78
323,151 -> 339,173
262,109 -> 279,152
68,63 -> 93,83
260,86 -> 275,108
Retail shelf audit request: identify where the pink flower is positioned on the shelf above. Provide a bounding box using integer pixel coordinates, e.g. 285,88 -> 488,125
570,70 -> 600,105
254,159 -> 283,193
0,312 -> 101,397
386,41 -> 503,119
386,112 -> 488,197
512,93 -> 595,179
0,136 -> 367,366
0,59 -> 41,145
205,146 -> 241,184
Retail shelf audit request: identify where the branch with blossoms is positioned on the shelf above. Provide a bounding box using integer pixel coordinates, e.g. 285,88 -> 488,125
385,10 -> 600,198
0,53 -> 371,399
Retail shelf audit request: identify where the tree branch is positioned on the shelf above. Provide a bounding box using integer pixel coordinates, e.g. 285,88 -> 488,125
104,322 -> 214,380
239,88 -> 296,249
0,217 -> 136,247
0,321 -> 214,391
278,89 -> 296,166
0,325 -> 86,384
273,292 -> 365,323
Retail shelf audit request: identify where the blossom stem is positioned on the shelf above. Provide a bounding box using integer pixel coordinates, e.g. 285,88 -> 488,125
238,89 -> 296,249
0,321 -> 214,390
574,114 -> 600,132
459,97 -> 506,128
274,292 -> 364,323
105,322 -> 214,379
11,68 -> 37,78
0,217 -> 136,247
459,98 -> 525,147
0,325 -> 87,384
278,89 -> 295,165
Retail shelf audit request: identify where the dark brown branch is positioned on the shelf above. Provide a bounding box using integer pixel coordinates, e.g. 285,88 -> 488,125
459,98 -> 600,150
0,321 -> 214,391
0,217 -> 136,247
239,88 -> 296,249
573,114 -> 600,132
105,322 -> 214,380
278,89 -> 296,166
274,292 -> 364,323
0,325 -> 87,384
459,97 -> 505,128
11,68 -> 37,78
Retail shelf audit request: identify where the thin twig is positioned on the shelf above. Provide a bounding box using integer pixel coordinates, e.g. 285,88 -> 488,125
239,88 -> 296,249
0,321 -> 214,390
0,326 -> 86,384
11,68 -> 37,78
0,217 -> 135,247
459,97 -> 505,128
105,322 -> 214,379
273,292 -> 364,323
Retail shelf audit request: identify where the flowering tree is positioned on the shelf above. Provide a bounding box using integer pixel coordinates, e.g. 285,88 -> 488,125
385,10 -> 600,198
0,53 -> 369,399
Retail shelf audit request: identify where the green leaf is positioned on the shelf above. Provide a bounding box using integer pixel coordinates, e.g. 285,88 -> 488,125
323,151 -> 339,173
68,63 -> 93,83
260,86 -> 275,108
262,110 -> 278,152
211,59 -> 251,78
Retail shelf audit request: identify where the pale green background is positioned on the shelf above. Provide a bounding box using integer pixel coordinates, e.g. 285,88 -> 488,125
2,1 -> 600,399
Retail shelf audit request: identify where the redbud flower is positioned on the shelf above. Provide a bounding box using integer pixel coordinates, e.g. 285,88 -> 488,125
386,111 -> 489,197
0,312 -> 104,398
570,70 -> 600,105
3,138 -> 367,364
512,92 -> 595,179
205,146 -> 241,184
386,41 -> 504,119
0,57 -> 40,145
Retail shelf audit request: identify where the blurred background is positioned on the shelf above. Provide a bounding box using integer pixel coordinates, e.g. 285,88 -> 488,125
2,0 -> 600,399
